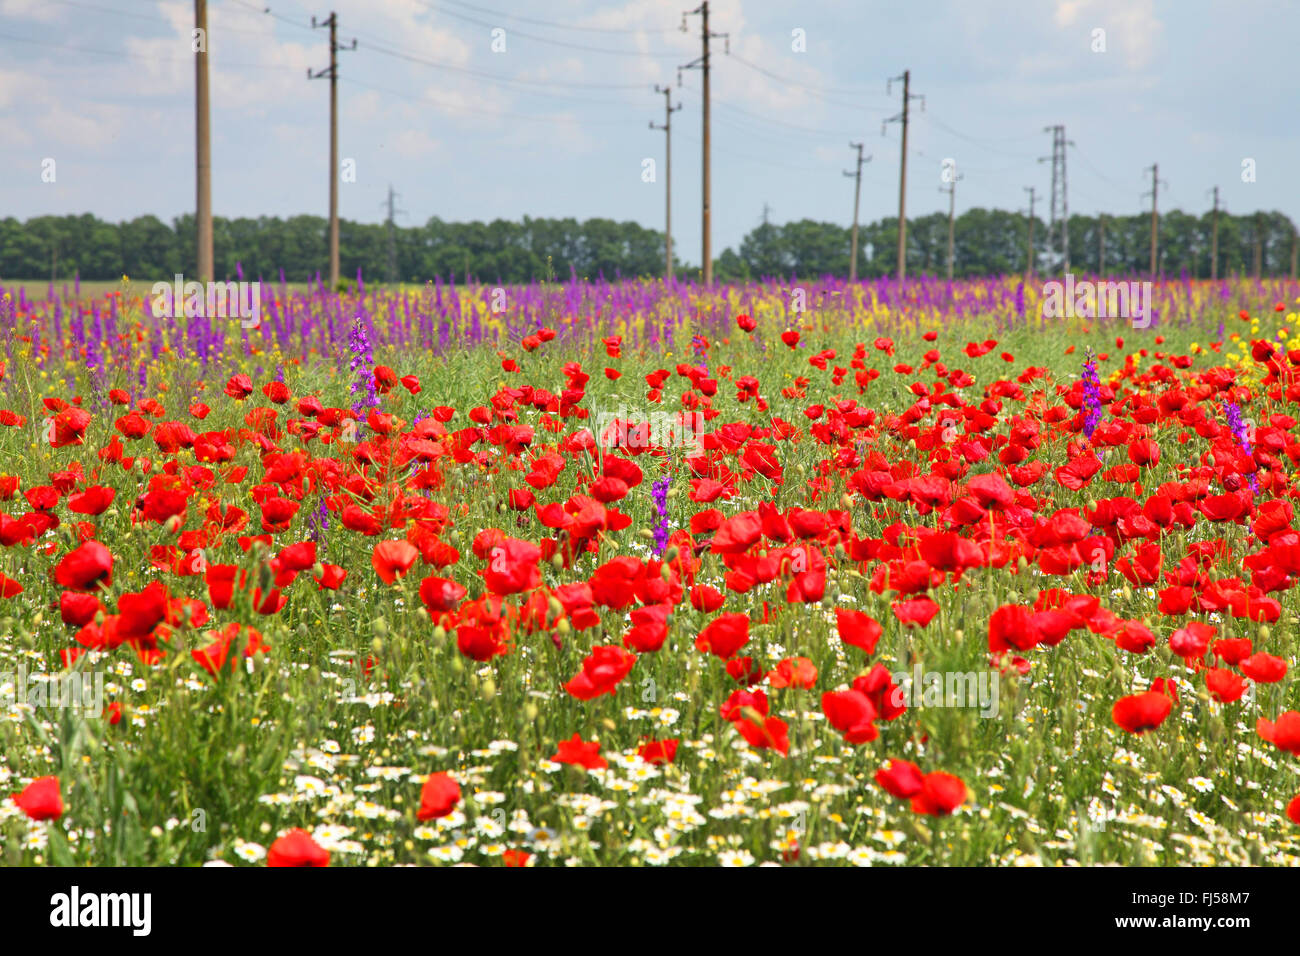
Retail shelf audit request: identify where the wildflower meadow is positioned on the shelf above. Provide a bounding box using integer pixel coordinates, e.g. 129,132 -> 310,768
2,273 -> 1300,871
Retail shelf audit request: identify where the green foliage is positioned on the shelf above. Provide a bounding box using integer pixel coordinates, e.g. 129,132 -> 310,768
0,208 -> 1295,284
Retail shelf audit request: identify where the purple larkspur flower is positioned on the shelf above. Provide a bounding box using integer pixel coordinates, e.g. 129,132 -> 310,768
651,477 -> 671,554
1081,350 -> 1103,440
347,311 -> 379,415
1223,400 -> 1260,494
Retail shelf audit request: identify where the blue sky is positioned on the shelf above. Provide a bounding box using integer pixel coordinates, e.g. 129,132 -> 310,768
2,0 -> 1295,265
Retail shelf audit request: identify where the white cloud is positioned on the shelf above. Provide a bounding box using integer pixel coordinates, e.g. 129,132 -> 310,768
1055,0 -> 1162,69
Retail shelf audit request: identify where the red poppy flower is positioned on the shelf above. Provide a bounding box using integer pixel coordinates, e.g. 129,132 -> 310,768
690,584 -> 726,612
822,689 -> 879,743
1205,668 -> 1248,703
60,591 -> 103,626
267,829 -> 330,867
875,759 -> 924,798
67,485 -> 116,515
637,738 -> 679,764
224,374 -> 254,400
54,540 -> 113,591
892,596 -> 939,628
1169,622 -> 1214,659
1257,711 -> 1300,755
13,776 -> 63,821
419,575 -> 466,613
734,714 -> 790,755
768,656 -> 817,689
417,772 -> 461,820
835,608 -> 882,655
1240,652 -> 1287,683
854,664 -> 908,720
1112,691 -> 1172,733
910,772 -> 968,816
314,563 -> 347,590
564,645 -> 636,700
482,537 -> 542,595
372,540 -> 420,585
695,612 -> 750,659
552,733 -> 608,770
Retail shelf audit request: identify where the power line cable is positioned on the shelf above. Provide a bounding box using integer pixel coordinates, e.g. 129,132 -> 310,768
340,74 -> 636,126
0,28 -> 302,70
431,0 -> 681,34
410,0 -> 684,58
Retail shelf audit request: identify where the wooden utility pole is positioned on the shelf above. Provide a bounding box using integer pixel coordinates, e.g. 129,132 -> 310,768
651,84 -> 682,282
679,3 -> 727,286
1023,186 -> 1035,278
885,70 -> 923,282
310,13 -> 354,290
195,0 -> 213,282
940,172 -> 963,281
1142,163 -> 1165,279
1208,186 -> 1220,281
843,143 -> 870,283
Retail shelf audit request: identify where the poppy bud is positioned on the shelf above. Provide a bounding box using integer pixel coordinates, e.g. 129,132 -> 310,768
551,553 -> 564,569
164,515 -> 182,534
664,546 -> 679,563
372,617 -> 388,638
660,564 -> 672,582
311,562 -> 325,577
1016,556 -> 1029,571
954,629 -> 964,643
451,655 -> 464,673
433,625 -> 446,645
524,704 -> 538,721
639,529 -> 655,540
481,678 -> 496,701
1259,625 -> 1271,642
557,618 -> 571,635
548,596 -> 563,617
601,717 -> 617,732
371,636 -> 383,654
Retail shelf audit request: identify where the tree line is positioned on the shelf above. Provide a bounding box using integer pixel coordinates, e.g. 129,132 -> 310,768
2,208 -> 1295,284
